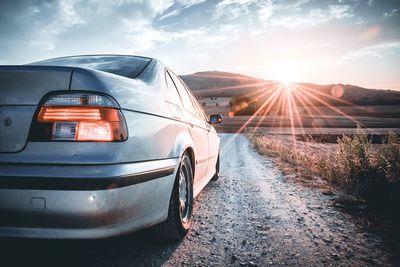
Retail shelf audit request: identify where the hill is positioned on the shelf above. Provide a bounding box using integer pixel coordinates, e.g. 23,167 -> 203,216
181,71 -> 400,106
181,71 -> 265,98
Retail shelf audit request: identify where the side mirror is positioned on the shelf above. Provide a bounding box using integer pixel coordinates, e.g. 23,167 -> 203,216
209,114 -> 222,124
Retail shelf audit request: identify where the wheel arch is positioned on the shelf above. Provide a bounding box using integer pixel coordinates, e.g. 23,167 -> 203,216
183,146 -> 195,179
173,130 -> 196,178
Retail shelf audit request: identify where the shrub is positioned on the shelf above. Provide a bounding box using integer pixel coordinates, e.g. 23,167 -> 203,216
378,131 -> 400,185
334,127 -> 374,193
249,127 -> 400,201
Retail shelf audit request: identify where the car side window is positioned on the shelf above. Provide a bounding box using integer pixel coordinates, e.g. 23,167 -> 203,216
165,70 -> 183,106
187,88 -> 208,121
169,71 -> 197,115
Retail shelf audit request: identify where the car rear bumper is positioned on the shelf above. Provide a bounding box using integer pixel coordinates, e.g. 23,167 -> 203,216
0,158 -> 178,239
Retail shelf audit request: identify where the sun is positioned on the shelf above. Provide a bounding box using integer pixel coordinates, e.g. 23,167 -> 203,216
272,61 -> 299,88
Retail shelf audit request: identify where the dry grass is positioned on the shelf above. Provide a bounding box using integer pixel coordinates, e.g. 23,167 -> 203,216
249,127 -> 400,200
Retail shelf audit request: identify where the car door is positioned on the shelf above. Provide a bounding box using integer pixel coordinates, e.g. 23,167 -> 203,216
168,70 -> 209,188
185,88 -> 219,180
206,119 -> 220,179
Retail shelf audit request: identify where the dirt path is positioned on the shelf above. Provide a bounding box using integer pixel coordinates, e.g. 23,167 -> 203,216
0,134 -> 395,266
162,134 -> 394,266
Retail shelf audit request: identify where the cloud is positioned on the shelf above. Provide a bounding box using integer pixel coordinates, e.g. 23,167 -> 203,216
213,0 -> 255,20
262,4 -> 354,30
0,0 -> 182,60
140,0 -> 175,15
157,0 -> 206,21
210,0 -> 354,30
33,0 -> 86,50
346,41 -> 400,59
384,9 -> 399,18
257,1 -> 273,26
122,18 -> 207,52
158,9 -> 181,20
178,0 -> 207,8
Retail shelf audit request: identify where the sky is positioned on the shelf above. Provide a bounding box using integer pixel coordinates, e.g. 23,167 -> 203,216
0,0 -> 399,90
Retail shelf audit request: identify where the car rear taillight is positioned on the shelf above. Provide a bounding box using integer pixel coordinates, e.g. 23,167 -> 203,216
29,93 -> 127,142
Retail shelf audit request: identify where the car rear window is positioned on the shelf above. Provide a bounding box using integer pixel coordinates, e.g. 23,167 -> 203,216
30,55 -> 151,78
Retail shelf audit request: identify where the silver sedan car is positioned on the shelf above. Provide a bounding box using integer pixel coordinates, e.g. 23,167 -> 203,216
0,55 -> 222,240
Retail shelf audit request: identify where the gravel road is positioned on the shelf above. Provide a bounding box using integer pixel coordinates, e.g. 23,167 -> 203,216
0,134 -> 396,266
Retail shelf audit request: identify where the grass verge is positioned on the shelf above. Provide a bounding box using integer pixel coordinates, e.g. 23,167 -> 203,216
249,127 -> 399,202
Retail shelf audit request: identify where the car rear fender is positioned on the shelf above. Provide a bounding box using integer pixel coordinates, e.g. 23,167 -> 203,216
173,130 -> 196,174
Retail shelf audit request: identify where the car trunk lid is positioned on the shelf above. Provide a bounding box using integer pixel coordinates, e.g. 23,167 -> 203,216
0,66 -> 73,152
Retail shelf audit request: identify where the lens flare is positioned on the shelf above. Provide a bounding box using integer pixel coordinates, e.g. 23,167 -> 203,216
193,70 -> 368,150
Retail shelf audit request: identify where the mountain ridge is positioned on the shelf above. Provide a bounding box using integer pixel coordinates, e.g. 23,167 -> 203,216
180,71 -> 400,106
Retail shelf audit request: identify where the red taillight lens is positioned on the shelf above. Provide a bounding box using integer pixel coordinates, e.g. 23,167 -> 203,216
37,107 -> 120,122
38,107 -> 102,122
29,93 -> 127,142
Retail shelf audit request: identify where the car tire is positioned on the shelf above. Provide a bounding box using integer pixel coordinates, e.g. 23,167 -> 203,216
156,152 -> 193,241
211,154 -> 220,181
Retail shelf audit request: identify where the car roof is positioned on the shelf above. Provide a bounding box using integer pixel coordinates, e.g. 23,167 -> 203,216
30,54 -> 158,78
39,54 -> 152,61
